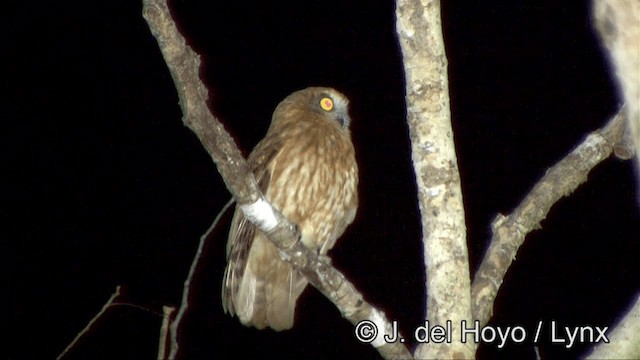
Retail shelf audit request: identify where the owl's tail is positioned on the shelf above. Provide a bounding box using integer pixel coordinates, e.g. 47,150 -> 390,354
222,235 -> 307,331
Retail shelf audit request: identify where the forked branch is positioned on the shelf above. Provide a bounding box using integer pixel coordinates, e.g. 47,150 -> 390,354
471,109 -> 629,327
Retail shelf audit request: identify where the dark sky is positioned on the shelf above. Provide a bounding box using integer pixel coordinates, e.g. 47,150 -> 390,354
5,1 -> 639,359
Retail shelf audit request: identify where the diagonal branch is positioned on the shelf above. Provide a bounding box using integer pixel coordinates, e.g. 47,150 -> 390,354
471,108 -> 628,327
166,198 -> 233,360
57,286 -> 121,359
141,1 -> 412,359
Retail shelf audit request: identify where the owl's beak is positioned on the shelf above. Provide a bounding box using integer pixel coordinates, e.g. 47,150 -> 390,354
337,113 -> 351,128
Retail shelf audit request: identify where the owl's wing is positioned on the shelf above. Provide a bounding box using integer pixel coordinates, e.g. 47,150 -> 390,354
222,133 -> 283,315
225,134 -> 281,256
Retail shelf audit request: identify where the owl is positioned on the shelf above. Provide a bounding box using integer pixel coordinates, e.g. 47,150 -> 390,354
221,87 -> 359,330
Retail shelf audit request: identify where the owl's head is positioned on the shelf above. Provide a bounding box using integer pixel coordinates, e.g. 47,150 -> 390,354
272,87 -> 352,130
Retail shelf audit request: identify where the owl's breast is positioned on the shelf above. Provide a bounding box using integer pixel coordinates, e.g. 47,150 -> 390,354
265,132 -> 358,252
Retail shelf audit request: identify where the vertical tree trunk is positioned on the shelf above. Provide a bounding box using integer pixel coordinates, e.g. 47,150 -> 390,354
396,1 -> 474,358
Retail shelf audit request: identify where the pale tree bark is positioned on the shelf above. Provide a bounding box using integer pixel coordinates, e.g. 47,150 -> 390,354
472,108 -> 629,327
590,1 -> 640,358
594,0 -> 640,189
142,0 -> 412,359
157,306 -> 175,360
396,2 -> 636,359
56,2 -> 637,359
587,294 -> 640,359
396,1 -> 474,359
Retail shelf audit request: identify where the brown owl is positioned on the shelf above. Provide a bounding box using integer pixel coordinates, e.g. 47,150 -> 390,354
221,87 -> 359,330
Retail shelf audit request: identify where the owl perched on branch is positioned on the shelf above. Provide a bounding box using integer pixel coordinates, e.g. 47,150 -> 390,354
222,87 -> 359,330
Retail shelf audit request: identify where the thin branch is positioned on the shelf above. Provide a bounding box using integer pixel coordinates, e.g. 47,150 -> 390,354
142,1 -> 412,358
471,109 -> 628,327
396,0 -> 474,358
169,198 -> 234,359
158,306 -> 175,360
57,286 -> 121,360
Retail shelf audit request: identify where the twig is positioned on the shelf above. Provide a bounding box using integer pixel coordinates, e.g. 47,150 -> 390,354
168,198 -> 234,359
471,109 -> 628,327
56,286 -> 121,360
158,306 -> 175,360
142,1 -> 412,358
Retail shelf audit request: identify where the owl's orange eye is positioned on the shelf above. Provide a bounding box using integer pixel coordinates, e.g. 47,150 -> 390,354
320,97 -> 334,111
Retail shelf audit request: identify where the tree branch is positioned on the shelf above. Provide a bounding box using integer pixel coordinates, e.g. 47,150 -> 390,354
587,293 -> 640,359
57,286 -> 121,360
593,0 -> 640,190
141,0 -> 412,358
158,306 -> 175,360
396,0 -> 474,358
471,109 -> 628,327
167,198 -> 233,359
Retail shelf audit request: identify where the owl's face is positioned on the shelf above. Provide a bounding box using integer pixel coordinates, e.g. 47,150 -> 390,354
271,87 -> 352,131
308,87 -> 351,128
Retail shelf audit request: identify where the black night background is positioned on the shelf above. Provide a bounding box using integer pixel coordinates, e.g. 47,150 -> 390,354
5,1 -> 639,359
